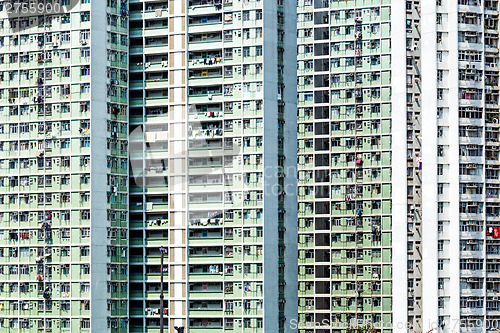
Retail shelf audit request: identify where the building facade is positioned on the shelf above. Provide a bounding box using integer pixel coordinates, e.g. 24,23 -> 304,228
0,0 -> 129,332
421,0 -> 500,332
128,0 -> 298,332
295,0 -> 406,332
297,0 -> 500,333
0,0 -> 299,332
0,0 -> 499,333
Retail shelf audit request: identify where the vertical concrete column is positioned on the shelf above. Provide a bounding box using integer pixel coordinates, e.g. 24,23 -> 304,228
167,0 -> 188,331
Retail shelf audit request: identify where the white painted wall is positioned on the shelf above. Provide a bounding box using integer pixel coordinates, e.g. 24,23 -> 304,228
90,0 -> 111,331
391,0 -> 409,331
446,0 -> 461,329
421,2 -> 439,331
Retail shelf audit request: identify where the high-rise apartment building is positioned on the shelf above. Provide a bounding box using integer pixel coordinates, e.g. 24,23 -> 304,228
0,0 -> 499,332
295,0 -> 407,332
421,0 -> 500,332
0,0 -> 298,331
127,0 -> 298,332
0,0 -> 129,331
296,0 -> 500,333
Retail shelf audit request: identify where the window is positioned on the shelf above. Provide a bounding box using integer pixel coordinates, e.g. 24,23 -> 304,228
81,264 -> 90,275
438,297 -> 444,308
61,31 -> 71,42
81,66 -> 90,76
80,12 -> 90,22
81,228 -> 90,238
81,48 -> 90,58
81,137 -> 90,148
81,84 -> 90,94
437,51 -> 443,62
61,139 -> 70,149
255,46 -> 262,57
59,264 -> 69,275
59,246 -> 69,257
437,89 -> 444,100
437,164 -> 444,175
80,30 -> 90,41
80,283 -> 90,293
61,301 -> 71,311
61,228 -> 70,239
61,121 -> 70,131
61,282 -> 70,294
61,175 -> 70,185
80,319 -> 90,329
80,246 -> 90,256
437,202 -> 444,214
61,319 -> 70,328
61,14 -> 70,24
